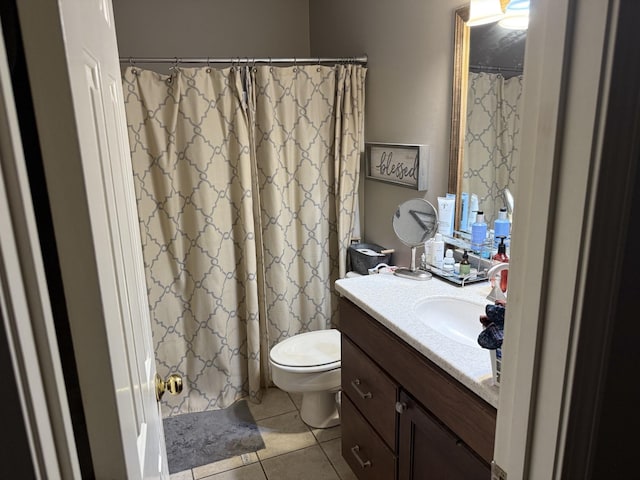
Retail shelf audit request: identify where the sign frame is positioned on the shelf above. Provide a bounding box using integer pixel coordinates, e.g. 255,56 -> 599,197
365,143 -> 429,190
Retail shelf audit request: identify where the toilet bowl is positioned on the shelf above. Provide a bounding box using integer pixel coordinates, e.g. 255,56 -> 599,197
269,329 -> 341,429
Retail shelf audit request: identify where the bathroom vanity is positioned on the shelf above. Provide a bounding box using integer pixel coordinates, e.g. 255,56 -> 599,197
335,275 -> 499,479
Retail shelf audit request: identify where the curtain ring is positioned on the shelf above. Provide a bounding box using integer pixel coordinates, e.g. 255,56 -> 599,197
206,57 -> 211,73
269,57 -> 273,73
316,57 -> 321,72
293,56 -> 297,72
129,57 -> 138,75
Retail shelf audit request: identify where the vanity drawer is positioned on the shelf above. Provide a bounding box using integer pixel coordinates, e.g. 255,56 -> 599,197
342,394 -> 397,480
342,336 -> 398,449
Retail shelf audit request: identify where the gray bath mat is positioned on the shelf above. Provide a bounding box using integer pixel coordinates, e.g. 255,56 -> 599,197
163,400 -> 265,473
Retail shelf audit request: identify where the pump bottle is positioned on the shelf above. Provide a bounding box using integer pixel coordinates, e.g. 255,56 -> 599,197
471,211 -> 488,257
460,250 -> 471,276
492,236 -> 509,292
493,207 -> 511,249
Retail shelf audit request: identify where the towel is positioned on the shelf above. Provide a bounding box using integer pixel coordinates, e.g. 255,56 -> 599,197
477,303 -> 506,350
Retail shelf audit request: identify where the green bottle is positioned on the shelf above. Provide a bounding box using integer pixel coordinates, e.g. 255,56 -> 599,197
460,250 -> 471,276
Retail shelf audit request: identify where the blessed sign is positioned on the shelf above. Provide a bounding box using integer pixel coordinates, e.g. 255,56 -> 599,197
365,143 -> 429,190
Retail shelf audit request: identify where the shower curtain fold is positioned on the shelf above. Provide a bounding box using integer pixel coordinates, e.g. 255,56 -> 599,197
122,63 -> 366,415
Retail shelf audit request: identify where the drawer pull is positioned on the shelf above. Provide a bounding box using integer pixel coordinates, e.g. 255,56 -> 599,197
350,445 -> 372,469
350,379 -> 372,399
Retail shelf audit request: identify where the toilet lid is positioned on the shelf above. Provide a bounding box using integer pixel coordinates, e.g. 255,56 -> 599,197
270,329 -> 341,369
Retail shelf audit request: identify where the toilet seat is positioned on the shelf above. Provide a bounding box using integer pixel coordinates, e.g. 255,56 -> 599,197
269,329 -> 341,373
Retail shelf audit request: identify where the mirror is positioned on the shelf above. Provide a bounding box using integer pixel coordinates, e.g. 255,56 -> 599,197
392,198 -> 437,280
448,6 -> 526,233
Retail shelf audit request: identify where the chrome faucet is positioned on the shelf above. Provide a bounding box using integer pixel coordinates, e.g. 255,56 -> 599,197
486,263 -> 509,302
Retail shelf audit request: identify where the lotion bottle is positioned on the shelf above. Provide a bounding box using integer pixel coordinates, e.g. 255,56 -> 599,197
424,238 -> 434,268
431,233 -> 445,269
492,236 -> 509,293
471,211 -> 488,256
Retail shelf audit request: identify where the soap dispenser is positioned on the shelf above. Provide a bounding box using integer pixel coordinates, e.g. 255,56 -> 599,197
493,207 -> 511,249
492,236 -> 509,293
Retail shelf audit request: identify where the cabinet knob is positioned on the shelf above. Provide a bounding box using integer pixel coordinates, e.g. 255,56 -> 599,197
350,379 -> 373,399
395,401 -> 407,413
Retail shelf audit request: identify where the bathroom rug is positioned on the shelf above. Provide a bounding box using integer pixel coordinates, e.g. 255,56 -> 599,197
163,399 -> 265,473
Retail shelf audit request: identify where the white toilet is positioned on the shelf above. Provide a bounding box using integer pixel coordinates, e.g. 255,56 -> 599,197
269,329 -> 341,428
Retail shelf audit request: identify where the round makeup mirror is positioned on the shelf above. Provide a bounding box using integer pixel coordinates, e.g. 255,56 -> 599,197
392,198 -> 438,280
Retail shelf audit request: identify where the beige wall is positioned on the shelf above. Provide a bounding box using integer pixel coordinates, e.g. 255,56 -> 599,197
309,0 -> 461,266
113,0 -> 461,267
113,0 -> 310,59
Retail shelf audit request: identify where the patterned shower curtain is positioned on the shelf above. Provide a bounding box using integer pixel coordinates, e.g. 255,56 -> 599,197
122,63 -> 366,416
463,71 -> 523,225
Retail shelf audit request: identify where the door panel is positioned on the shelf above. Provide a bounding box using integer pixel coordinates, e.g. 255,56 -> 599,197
16,0 -> 167,477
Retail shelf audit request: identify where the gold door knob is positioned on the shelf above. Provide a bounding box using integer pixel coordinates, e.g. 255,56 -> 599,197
155,373 -> 183,401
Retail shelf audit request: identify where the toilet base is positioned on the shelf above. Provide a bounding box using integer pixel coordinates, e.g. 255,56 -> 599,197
300,390 -> 341,429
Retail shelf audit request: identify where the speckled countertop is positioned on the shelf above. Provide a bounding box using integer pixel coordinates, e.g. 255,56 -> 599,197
335,274 -> 500,408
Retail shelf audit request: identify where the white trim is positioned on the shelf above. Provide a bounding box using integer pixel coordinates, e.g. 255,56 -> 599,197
495,0 -> 618,477
0,21 -> 81,480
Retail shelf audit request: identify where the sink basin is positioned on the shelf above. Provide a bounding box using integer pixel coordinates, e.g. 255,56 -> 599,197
413,296 -> 487,348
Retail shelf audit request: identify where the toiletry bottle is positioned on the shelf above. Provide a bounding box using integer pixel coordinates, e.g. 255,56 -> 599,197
493,236 -> 509,292
471,210 -> 488,256
460,250 -> 471,276
442,249 -> 455,276
431,233 -> 445,269
424,238 -> 434,268
493,207 -> 511,249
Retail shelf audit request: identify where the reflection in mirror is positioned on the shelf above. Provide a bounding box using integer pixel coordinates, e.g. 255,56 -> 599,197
449,6 -> 526,235
392,198 -> 437,281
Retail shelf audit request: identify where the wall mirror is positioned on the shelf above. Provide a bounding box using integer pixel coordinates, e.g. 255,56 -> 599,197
448,5 -> 526,234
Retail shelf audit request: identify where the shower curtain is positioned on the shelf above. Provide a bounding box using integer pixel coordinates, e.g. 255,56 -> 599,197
463,71 -> 523,225
122,63 -> 366,416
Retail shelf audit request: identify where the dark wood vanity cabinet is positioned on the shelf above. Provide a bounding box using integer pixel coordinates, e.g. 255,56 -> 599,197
339,298 -> 496,479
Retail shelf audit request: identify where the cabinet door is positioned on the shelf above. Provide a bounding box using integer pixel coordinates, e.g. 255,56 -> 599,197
398,392 -> 490,480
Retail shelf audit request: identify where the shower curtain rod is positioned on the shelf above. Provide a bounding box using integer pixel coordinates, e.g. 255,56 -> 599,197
120,55 -> 368,66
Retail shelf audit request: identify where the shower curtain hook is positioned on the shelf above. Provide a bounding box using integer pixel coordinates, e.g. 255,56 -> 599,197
170,57 -> 179,73
206,57 -> 211,73
269,57 -> 273,72
293,57 -> 297,72
129,57 -> 138,75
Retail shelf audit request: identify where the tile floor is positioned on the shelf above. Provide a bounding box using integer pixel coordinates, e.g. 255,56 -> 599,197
169,388 -> 357,480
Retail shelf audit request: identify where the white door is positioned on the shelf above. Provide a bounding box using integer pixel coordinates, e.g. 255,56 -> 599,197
16,0 -> 170,478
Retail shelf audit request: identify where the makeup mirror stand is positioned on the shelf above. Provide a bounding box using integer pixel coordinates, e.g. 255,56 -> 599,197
392,198 -> 439,281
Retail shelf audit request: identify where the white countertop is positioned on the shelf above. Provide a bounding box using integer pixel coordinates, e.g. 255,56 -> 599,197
335,273 -> 500,408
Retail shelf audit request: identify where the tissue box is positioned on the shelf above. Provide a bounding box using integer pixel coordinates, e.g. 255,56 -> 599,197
347,243 -> 392,275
